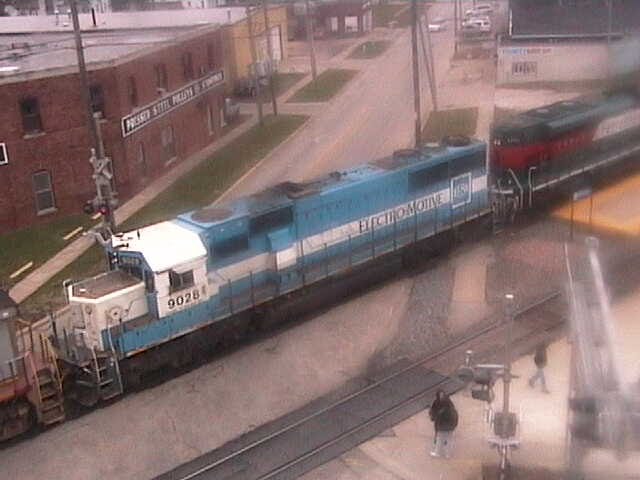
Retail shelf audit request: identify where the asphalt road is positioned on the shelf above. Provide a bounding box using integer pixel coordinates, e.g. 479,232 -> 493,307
223,1 -> 458,201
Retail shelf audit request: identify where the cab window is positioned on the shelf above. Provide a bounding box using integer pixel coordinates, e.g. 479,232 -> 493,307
169,270 -> 194,292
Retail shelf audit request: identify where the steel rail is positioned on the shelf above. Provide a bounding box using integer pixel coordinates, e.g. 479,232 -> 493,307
173,290 -> 562,480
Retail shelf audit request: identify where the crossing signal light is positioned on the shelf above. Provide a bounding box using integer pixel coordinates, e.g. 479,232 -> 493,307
83,200 -> 96,215
98,203 -> 110,217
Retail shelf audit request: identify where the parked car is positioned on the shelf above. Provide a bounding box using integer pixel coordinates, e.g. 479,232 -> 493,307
428,18 -> 447,32
462,15 -> 491,33
465,3 -> 494,18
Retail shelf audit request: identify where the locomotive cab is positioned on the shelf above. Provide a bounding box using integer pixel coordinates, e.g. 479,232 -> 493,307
0,291 -> 19,381
66,221 -> 210,356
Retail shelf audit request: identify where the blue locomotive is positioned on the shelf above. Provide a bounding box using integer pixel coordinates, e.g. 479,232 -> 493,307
49,138 -> 489,398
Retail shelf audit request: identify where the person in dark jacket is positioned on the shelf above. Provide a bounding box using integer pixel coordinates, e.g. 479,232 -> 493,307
528,342 -> 550,393
428,389 -> 458,458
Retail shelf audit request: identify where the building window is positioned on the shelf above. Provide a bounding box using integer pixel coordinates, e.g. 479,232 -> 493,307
207,42 -> 216,70
0,143 -> 8,166
32,170 -> 55,214
137,142 -> 147,176
128,76 -> 138,107
161,125 -> 177,163
169,269 -> 194,292
206,103 -> 215,135
20,97 -> 43,135
512,61 -> 537,77
220,98 -> 227,128
89,85 -> 105,118
182,52 -> 194,81
154,63 -> 168,91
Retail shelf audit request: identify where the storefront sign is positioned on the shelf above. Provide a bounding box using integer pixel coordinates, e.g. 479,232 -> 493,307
121,69 -> 224,138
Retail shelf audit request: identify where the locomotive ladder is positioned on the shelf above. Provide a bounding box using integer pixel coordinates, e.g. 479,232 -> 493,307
69,330 -> 123,406
35,334 -> 66,427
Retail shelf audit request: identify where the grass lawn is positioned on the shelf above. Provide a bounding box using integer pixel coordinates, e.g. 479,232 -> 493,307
287,69 -> 358,103
0,215 -> 96,290
19,114 -> 308,318
422,108 -> 479,143
348,41 -> 391,60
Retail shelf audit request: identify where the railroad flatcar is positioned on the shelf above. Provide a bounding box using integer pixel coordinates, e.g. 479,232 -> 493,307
45,138 -> 489,401
492,92 -> 640,208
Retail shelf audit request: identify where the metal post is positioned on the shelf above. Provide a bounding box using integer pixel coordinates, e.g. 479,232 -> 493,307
262,0 -> 278,116
500,292 -> 515,477
304,0 -> 318,81
453,0 -> 459,54
570,196 -> 575,241
410,0 -> 422,147
589,193 -> 594,232
502,294 -> 514,416
421,8 -> 438,111
245,5 -> 264,125
607,0 -> 613,47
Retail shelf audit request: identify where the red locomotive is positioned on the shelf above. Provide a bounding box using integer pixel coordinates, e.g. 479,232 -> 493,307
0,291 -> 65,441
491,91 -> 640,207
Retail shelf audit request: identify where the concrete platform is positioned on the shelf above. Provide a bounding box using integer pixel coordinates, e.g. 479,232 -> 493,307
553,172 -> 640,238
303,283 -> 640,480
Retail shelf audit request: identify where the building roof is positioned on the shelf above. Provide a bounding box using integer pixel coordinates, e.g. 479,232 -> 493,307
0,8 -> 247,33
509,0 -> 640,39
0,8 -> 247,80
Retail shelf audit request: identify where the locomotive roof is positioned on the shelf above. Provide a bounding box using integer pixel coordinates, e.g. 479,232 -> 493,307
112,221 -> 207,272
494,93 -> 639,135
179,139 -> 485,230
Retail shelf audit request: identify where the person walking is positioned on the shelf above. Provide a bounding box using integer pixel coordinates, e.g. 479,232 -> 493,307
528,342 -> 550,393
428,389 -> 458,458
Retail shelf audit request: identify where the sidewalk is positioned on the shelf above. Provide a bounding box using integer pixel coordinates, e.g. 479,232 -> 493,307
304,287 -> 640,480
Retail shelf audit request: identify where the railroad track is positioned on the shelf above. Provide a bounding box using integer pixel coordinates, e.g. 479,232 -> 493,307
157,291 -> 565,480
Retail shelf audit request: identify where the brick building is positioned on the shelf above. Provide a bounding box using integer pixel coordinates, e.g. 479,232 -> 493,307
0,6 -> 287,233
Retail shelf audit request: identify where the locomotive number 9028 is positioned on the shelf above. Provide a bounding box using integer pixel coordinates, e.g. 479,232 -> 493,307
167,288 -> 202,310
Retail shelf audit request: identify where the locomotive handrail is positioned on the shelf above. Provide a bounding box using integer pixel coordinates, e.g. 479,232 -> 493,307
506,168 -> 524,210
106,326 -> 124,395
41,334 -> 63,397
23,350 -> 43,420
527,166 -> 537,208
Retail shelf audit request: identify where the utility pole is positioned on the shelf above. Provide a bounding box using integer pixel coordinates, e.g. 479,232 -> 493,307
419,10 -> 438,111
70,0 -> 99,154
607,0 -> 613,46
245,4 -> 264,125
410,0 -> 421,147
262,0 -> 278,115
497,293 -> 516,479
71,0 -> 117,233
304,0 -> 318,81
453,0 -> 459,54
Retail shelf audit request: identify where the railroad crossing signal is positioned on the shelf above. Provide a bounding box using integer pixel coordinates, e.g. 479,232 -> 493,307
84,148 -> 118,233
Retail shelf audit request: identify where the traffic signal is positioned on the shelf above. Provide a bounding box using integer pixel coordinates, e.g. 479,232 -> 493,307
456,364 -> 499,403
98,203 -> 110,217
83,199 -> 112,218
83,200 -> 96,215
